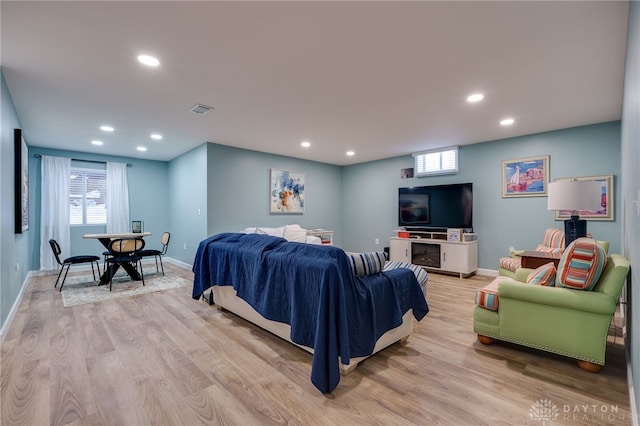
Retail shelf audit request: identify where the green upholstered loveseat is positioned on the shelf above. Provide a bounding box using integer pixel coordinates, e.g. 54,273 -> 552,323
474,254 -> 629,371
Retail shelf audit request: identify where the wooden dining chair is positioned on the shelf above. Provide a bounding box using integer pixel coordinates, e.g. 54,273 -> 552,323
140,231 -> 171,275
105,238 -> 145,291
49,239 -> 101,291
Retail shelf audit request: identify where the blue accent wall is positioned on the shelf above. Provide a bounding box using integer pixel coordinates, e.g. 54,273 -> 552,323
205,143 -> 343,246
167,144 -> 208,265
621,0 -> 640,414
0,71 -> 30,328
342,122 -> 622,269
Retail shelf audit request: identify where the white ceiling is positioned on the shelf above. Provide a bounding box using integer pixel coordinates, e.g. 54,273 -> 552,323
1,1 -> 629,166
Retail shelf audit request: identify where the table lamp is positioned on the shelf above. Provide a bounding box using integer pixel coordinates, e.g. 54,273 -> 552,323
547,180 -> 602,247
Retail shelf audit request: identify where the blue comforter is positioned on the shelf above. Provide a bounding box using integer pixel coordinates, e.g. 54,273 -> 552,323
192,233 -> 429,393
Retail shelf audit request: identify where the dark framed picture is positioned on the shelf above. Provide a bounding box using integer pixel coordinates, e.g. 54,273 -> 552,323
14,129 -> 29,233
132,220 -> 143,233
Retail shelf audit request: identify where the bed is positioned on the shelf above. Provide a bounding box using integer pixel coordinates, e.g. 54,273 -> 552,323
192,232 -> 429,393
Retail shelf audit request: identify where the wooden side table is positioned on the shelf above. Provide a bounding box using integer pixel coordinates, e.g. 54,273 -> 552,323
519,251 -> 562,269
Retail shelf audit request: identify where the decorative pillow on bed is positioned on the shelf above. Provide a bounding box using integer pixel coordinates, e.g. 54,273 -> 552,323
526,262 -> 556,286
283,224 -> 308,243
346,252 -> 387,276
383,261 -> 428,291
256,226 -> 286,237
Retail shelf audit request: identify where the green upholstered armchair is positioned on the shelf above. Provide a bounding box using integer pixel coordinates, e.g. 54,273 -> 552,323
474,254 -> 629,372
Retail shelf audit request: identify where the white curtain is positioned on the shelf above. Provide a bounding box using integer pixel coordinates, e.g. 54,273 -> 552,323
106,162 -> 130,233
40,155 -> 71,271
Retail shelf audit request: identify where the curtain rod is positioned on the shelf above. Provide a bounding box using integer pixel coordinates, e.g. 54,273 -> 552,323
33,154 -> 132,167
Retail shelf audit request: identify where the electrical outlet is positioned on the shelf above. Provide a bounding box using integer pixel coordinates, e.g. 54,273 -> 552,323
197,208 -> 201,216
375,238 -> 380,245
184,243 -> 187,250
15,263 -> 19,272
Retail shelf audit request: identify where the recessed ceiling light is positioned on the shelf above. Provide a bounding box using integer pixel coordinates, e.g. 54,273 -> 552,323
150,133 -> 162,140
467,93 -> 484,103
500,118 -> 515,126
346,151 -> 355,156
137,146 -> 148,152
100,125 -> 114,132
301,141 -> 311,148
137,54 -> 160,67
91,140 -> 103,146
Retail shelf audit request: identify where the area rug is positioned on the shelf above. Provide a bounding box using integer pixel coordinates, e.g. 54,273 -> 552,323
60,272 -> 189,307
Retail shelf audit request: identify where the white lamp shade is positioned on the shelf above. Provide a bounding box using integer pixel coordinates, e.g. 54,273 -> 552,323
547,180 -> 602,211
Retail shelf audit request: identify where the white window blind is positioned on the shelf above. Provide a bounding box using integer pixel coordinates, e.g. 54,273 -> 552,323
69,169 -> 107,225
413,146 -> 459,177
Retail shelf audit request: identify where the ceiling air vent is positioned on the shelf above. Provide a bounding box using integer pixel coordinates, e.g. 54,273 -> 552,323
190,104 -> 214,115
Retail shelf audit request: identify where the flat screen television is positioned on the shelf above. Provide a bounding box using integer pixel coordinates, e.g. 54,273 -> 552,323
398,183 -> 473,230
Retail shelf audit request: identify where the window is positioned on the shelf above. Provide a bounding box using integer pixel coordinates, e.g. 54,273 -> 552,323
413,146 -> 459,177
70,169 -> 107,225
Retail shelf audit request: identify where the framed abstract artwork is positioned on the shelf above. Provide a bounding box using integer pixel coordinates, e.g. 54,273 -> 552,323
14,129 -> 29,233
270,168 -> 305,214
502,155 -> 549,198
554,175 -> 613,221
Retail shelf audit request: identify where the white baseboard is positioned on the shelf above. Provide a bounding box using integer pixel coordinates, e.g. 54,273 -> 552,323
476,268 -> 498,277
0,270 -> 34,345
165,256 -> 192,270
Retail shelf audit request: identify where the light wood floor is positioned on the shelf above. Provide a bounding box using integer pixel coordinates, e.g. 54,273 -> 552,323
1,264 -> 631,425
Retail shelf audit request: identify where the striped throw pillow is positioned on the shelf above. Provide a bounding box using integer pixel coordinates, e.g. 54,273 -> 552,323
475,276 -> 512,311
475,281 -> 499,311
383,261 -> 429,291
526,262 -> 556,286
556,238 -> 607,291
541,228 -> 565,250
346,252 -> 387,276
499,257 -> 522,272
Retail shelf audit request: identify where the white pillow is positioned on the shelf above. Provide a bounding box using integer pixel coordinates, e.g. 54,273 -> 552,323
284,224 -> 307,243
306,235 -> 322,245
257,226 -> 286,237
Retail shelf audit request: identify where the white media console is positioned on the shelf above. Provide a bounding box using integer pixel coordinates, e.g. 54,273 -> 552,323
389,230 -> 478,278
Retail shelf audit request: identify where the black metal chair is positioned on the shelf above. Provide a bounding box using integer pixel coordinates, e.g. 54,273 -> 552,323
106,238 -> 145,291
140,231 -> 170,275
49,239 -> 101,291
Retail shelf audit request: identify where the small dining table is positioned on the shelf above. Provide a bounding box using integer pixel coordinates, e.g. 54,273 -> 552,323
84,232 -> 152,285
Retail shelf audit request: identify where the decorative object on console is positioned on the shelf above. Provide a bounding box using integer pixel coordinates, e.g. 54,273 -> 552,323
547,179 -> 602,247
270,168 -> 305,214
554,175 -> 613,221
502,155 -> 549,198
447,228 -> 462,242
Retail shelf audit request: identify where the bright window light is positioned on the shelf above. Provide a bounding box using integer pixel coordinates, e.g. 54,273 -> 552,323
413,146 -> 459,177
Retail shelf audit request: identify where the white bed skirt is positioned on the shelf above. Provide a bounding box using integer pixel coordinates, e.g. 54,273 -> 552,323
212,285 -> 414,374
